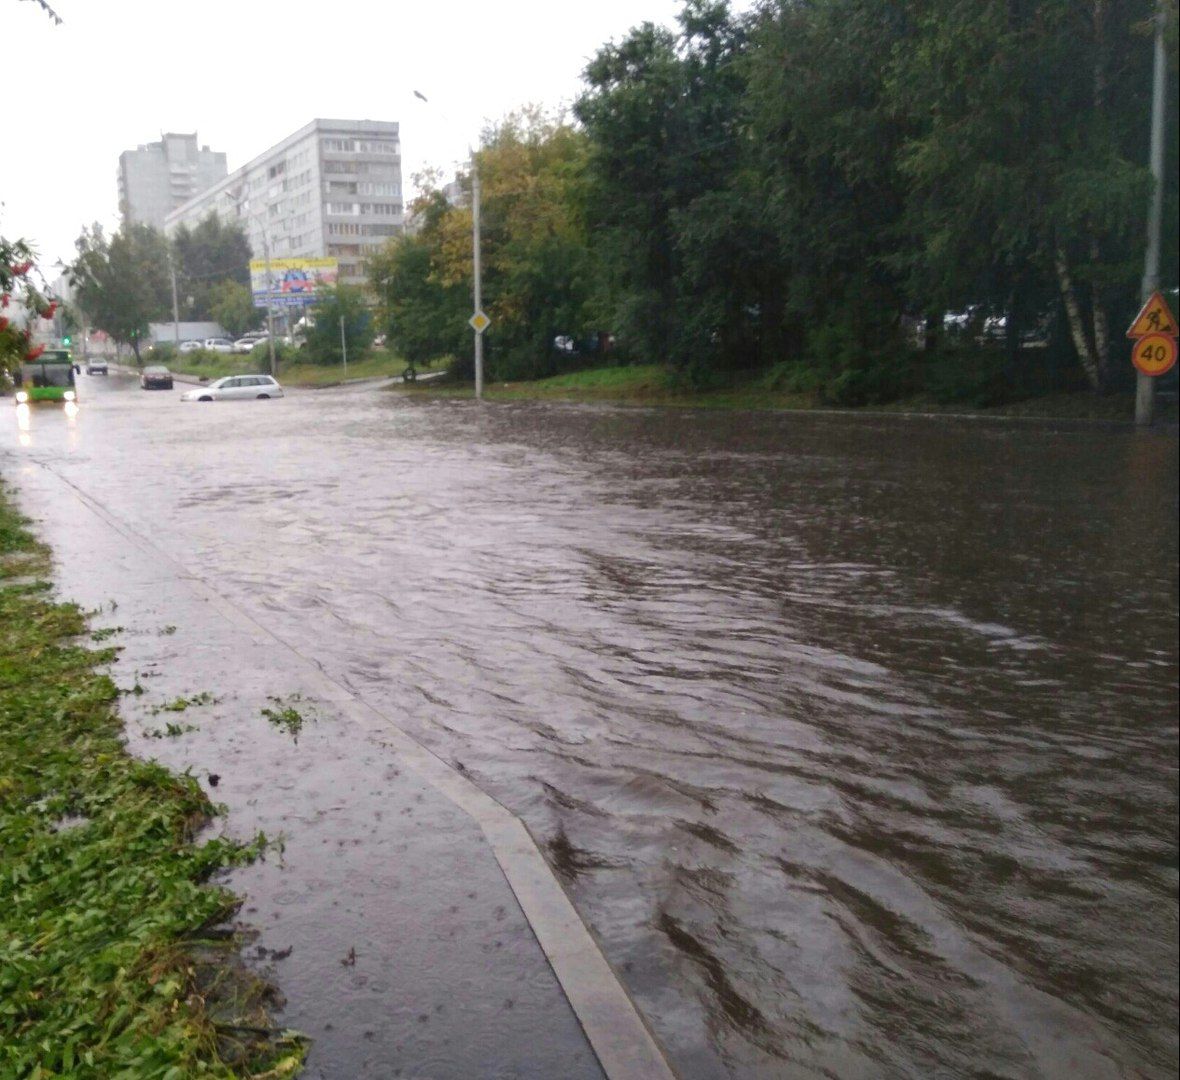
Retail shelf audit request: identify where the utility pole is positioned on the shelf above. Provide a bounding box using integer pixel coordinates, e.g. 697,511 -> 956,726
472,159 -> 484,400
260,228 -> 277,378
412,90 -> 484,400
1136,4 -> 1169,426
169,254 -> 181,350
233,186 -> 277,378
340,314 -> 348,375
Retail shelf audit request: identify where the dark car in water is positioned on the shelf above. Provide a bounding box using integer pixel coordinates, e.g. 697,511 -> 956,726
141,365 -> 174,390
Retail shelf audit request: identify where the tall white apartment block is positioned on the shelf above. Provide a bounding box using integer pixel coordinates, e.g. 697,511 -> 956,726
164,119 -> 403,288
118,133 -> 228,230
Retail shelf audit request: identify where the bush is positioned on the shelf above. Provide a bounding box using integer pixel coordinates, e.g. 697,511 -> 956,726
796,323 -> 918,406
250,341 -> 299,367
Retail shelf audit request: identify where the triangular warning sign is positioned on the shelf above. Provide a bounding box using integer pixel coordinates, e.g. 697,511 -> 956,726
1126,291 -> 1177,338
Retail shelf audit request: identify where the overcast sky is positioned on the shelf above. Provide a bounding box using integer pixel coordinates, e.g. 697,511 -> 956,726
5,0 -> 753,276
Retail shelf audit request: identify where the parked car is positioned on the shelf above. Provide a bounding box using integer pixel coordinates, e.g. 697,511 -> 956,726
232,335 -> 262,354
85,358 -> 109,375
203,338 -> 236,354
181,374 -> 284,402
141,366 -> 174,390
178,340 -> 204,353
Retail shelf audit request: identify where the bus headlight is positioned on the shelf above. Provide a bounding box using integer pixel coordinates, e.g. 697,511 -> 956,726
64,390 -> 76,402
15,391 -> 28,404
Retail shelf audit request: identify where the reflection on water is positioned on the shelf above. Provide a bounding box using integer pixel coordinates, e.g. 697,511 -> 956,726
4,385 -> 1177,1078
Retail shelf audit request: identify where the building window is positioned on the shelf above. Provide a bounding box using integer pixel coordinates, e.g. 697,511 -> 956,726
357,181 -> 401,196
358,202 -> 401,216
355,141 -> 399,155
327,202 -> 359,215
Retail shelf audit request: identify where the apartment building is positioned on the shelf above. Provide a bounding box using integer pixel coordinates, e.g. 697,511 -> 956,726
118,133 -> 228,230
164,119 -> 403,287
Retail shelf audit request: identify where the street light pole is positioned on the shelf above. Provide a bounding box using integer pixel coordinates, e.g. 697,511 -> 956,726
232,187 -> 277,378
168,254 -> 180,350
414,89 -> 483,399
472,158 -> 483,400
1136,4 -> 1168,427
261,227 -> 277,379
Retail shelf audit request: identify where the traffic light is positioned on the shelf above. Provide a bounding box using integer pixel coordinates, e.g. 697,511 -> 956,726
61,335 -> 71,346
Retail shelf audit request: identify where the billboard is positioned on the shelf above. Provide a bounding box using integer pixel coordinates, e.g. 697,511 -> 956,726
250,257 -> 339,308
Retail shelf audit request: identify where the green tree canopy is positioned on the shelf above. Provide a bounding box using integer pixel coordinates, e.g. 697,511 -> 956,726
303,284 -> 373,365
172,215 -> 252,322
68,223 -> 171,362
208,280 -> 258,339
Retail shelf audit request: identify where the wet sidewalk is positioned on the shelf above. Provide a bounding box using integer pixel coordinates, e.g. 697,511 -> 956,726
7,459 -> 667,1079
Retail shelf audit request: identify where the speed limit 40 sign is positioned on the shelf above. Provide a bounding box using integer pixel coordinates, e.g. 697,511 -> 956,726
1131,333 -> 1177,377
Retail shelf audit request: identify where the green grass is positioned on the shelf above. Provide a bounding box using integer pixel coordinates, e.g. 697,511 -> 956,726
399,362 -> 1178,422
0,478 -> 306,1078
164,350 -> 268,382
163,348 -> 419,388
278,352 -> 426,387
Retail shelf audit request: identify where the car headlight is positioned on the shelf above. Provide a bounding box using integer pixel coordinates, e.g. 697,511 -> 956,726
15,390 -> 29,404
64,390 -> 76,402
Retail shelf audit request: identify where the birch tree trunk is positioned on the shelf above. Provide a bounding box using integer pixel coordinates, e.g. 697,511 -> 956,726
1055,248 -> 1102,391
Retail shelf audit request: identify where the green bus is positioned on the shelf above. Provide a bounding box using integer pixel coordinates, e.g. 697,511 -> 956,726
15,349 -> 77,405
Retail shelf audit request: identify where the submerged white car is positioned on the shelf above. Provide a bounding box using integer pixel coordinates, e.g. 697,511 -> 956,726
181,374 -> 285,401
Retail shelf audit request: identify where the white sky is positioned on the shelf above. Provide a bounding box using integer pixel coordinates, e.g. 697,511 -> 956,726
5,0 -> 752,275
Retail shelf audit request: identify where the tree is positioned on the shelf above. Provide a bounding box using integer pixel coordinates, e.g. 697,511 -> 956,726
369,220 -> 470,367
2,235 -> 58,387
303,284 -> 372,365
736,0 -> 917,399
441,110 -> 600,379
575,19 -> 686,366
69,223 -> 171,363
208,280 -> 257,339
172,215 -> 251,321
887,0 -> 1166,391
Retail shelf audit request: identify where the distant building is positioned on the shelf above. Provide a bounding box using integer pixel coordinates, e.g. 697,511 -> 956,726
118,133 -> 227,230
165,118 -> 403,288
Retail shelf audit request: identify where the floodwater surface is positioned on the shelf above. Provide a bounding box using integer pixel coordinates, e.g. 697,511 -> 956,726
5,376 -> 1177,1078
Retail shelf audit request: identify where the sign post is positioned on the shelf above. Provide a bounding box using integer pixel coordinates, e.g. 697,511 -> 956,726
1126,290 -> 1178,383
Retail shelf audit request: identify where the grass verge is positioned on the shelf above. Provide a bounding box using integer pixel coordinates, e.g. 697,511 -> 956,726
0,478 -> 305,1078
396,363 -> 1179,422
163,348 -> 425,388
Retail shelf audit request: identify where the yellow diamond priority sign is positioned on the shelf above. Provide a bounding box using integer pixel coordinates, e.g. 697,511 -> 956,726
469,311 -> 491,334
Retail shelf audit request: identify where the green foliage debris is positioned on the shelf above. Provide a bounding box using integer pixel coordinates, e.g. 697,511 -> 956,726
0,479 -> 305,1077
261,695 -> 313,742
152,691 -> 218,715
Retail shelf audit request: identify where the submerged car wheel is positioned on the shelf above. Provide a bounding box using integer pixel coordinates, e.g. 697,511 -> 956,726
256,393 -> 270,399
199,395 -> 213,402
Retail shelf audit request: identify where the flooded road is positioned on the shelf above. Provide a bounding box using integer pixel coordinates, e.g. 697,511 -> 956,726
5,375 -> 1177,1078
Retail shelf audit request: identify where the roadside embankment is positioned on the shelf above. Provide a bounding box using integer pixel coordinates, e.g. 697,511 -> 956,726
0,478 -> 304,1077
157,351 -> 422,387
395,362 -> 1180,423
